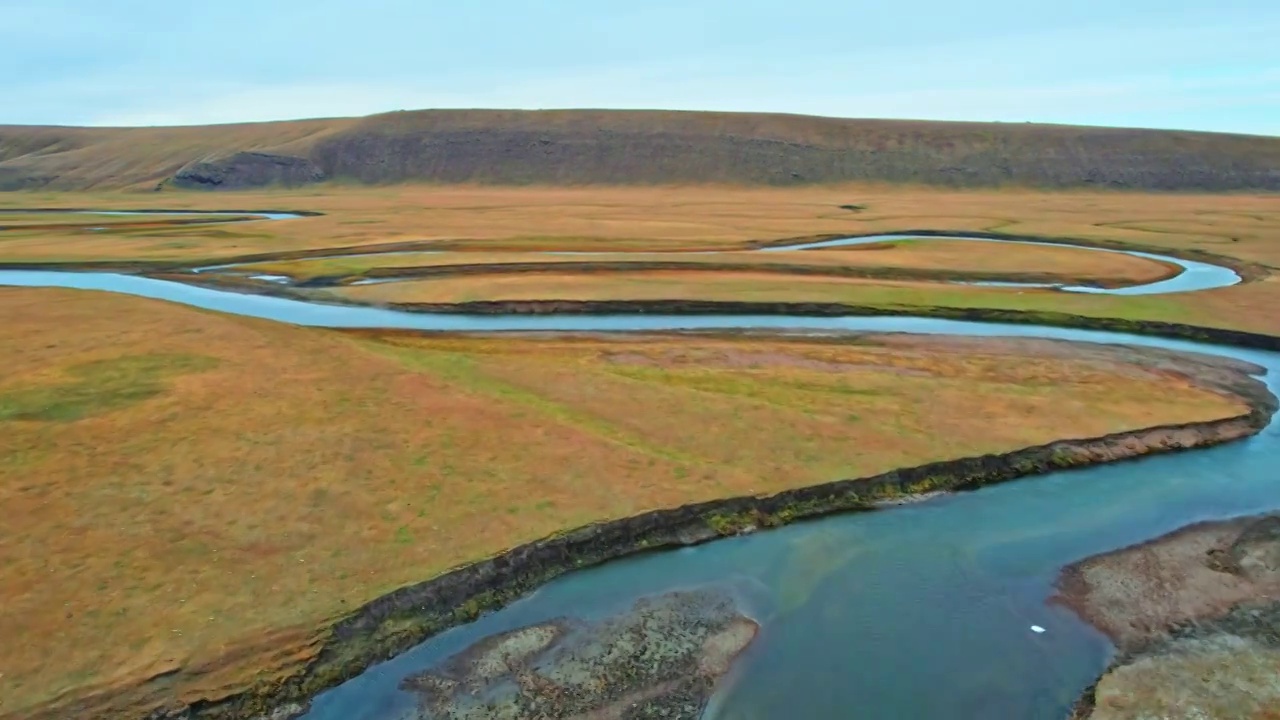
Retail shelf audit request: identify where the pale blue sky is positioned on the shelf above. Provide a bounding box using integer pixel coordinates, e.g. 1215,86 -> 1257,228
1,0 -> 1276,134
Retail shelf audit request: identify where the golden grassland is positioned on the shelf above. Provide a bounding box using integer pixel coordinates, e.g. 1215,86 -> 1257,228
0,184 -> 1276,263
0,286 -> 1253,718
330,268 -> 1280,336
0,211 -> 231,227
1,183 -> 1278,334
0,119 -> 354,191
0,182 -> 1278,715
242,240 -> 1177,287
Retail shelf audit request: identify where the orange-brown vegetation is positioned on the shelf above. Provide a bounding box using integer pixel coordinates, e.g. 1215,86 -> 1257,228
2,184 -> 1278,333
0,286 -> 1252,718
327,267 -> 1280,339
0,184 -> 1276,263
244,239 -> 1177,288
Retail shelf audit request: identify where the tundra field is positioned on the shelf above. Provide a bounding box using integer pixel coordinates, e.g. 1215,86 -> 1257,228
3,185 -> 1279,334
1,182 -> 1279,718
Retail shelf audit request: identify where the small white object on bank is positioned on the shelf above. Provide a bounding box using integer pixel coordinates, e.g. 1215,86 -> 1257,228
1030,625 -> 1046,634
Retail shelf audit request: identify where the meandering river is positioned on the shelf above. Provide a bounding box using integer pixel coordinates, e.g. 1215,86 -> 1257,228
0,211 -> 1272,718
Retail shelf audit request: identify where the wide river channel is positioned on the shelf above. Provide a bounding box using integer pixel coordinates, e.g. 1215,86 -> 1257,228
0,212 -> 1273,718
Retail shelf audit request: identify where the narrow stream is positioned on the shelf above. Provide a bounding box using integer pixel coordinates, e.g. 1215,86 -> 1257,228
195,232 -> 1241,295
3,209 -> 1238,295
0,212 -> 1271,718
59,209 -> 304,221
762,233 -> 1241,295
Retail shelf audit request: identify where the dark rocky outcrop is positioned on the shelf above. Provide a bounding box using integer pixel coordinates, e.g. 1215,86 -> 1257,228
306,123 -> 1280,190
4,111 -> 1280,191
172,152 -> 326,190
0,167 -> 53,190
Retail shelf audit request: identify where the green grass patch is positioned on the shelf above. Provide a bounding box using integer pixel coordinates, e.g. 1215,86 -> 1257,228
607,366 -> 884,408
0,354 -> 219,422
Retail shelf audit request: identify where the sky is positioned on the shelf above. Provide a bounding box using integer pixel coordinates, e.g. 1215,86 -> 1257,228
1,0 -> 1277,135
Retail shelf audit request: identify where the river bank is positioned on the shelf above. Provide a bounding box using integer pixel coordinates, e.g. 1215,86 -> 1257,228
753,229 -> 1268,283
1058,514 -> 1280,718
53,336 -> 1267,720
3,210 -> 1279,719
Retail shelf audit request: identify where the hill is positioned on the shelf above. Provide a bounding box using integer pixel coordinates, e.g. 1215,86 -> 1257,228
1,110 -> 1278,191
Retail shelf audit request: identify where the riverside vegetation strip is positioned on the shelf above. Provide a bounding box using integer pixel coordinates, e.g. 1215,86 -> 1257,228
1,184 -> 1279,719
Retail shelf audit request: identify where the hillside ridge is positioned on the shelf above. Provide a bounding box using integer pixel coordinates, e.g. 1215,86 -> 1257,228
1,109 -> 1277,191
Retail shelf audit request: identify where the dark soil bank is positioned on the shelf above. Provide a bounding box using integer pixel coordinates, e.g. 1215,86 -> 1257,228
400,588 -> 757,719
1057,514 -> 1280,719
369,299 -> 1280,353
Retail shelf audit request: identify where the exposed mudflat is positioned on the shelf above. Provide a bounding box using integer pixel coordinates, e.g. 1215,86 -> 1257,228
1057,514 -> 1280,719
398,588 -> 757,720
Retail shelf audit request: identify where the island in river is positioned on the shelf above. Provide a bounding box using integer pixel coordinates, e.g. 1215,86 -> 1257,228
400,588 -> 757,720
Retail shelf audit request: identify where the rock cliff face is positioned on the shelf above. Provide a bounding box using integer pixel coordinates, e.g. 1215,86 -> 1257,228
306,125 -> 1280,190
3,110 -> 1280,191
171,152 -> 325,189
0,167 -> 51,191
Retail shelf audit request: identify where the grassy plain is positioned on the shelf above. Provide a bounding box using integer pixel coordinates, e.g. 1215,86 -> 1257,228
330,268 -> 1273,333
1,182 -> 1278,716
1,184 -> 1279,333
0,184 -> 1275,262
0,286 -> 1254,718
240,240 -> 1177,287
0,211 -> 227,227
